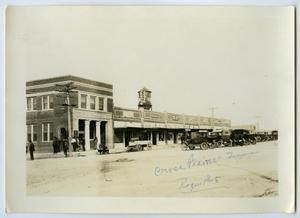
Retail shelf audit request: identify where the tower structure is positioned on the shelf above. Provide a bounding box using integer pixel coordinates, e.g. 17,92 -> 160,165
138,87 -> 152,111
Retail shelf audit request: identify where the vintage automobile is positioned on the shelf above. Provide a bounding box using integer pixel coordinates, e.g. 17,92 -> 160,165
220,130 -> 233,147
127,137 -> 152,152
184,130 -> 210,150
231,129 -> 248,146
243,130 -> 257,145
207,130 -> 223,149
271,130 -> 278,140
255,131 -> 269,142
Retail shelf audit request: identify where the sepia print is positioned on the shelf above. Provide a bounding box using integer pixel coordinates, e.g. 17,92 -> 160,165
6,6 -> 294,213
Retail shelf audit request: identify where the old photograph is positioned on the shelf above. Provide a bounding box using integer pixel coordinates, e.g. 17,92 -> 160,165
6,5 -> 294,213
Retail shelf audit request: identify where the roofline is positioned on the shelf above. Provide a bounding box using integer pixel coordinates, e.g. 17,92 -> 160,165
114,106 -> 231,122
26,75 -> 113,89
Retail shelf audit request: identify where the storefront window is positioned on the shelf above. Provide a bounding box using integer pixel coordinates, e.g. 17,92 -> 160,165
43,123 -> 48,141
27,124 -> 38,141
27,125 -> 31,141
33,125 -> 37,141
49,123 -> 53,141
159,132 -> 164,141
114,131 -> 123,143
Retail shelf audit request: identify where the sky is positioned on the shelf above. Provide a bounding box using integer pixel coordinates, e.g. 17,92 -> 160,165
7,6 -> 294,130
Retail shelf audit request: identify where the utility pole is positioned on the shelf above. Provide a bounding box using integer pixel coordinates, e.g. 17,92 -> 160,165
254,115 -> 261,131
55,82 -> 77,153
208,107 -> 218,128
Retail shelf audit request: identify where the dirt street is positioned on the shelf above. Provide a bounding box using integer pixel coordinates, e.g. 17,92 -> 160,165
27,141 -> 278,197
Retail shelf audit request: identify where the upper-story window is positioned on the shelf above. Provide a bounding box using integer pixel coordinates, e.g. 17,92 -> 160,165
27,97 -> 37,111
49,96 -> 54,109
98,97 -> 104,111
42,95 -> 54,110
81,94 -> 87,109
42,96 -> 48,109
90,96 -> 96,110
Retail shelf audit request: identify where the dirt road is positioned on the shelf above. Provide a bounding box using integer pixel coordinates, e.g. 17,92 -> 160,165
27,141 -> 278,197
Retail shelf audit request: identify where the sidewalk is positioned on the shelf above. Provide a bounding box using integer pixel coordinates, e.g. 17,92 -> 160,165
26,144 -> 182,160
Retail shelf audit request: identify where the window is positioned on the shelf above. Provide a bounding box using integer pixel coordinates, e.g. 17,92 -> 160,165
42,95 -> 54,110
159,132 -> 165,141
27,124 -> 37,142
114,130 -> 124,143
81,94 -> 87,108
27,97 -> 37,111
98,97 -> 104,110
90,96 -> 96,110
49,96 -> 54,109
32,97 -> 37,110
49,123 -> 53,141
27,98 -> 32,111
43,123 -> 48,141
27,125 -> 31,141
42,123 -> 53,142
33,125 -> 37,141
42,95 -> 48,110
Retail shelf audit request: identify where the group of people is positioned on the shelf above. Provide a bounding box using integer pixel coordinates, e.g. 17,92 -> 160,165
26,136 -> 106,160
54,136 -> 86,157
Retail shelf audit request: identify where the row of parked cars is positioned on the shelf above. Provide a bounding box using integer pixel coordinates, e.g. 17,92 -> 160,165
182,129 -> 278,150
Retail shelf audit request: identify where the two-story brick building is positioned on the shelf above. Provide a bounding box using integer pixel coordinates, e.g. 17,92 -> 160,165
26,75 -> 114,152
26,75 -> 231,152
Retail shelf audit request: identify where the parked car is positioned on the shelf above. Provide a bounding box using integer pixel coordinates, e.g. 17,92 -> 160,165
231,129 -> 248,146
220,130 -> 233,147
127,137 -> 152,152
255,131 -> 268,142
184,130 -> 210,150
271,130 -> 278,140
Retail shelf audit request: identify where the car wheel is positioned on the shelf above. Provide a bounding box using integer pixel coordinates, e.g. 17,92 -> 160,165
200,142 -> 209,150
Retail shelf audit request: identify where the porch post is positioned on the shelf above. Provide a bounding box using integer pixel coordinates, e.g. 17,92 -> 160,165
96,121 -> 101,148
84,120 -> 90,150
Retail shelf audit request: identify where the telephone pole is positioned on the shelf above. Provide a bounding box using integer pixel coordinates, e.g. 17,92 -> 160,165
55,82 -> 77,152
254,115 -> 261,131
209,106 -> 218,128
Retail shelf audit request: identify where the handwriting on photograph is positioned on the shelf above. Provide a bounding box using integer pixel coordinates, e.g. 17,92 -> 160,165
154,151 -> 258,176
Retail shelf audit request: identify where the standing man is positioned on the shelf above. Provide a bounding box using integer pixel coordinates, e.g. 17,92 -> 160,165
28,139 -> 35,160
52,136 -> 59,153
71,137 -> 77,152
63,140 -> 69,157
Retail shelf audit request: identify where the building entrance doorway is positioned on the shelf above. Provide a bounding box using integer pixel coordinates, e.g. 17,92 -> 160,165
100,121 -> 106,145
60,128 -> 67,140
152,132 -> 157,145
125,131 -> 131,146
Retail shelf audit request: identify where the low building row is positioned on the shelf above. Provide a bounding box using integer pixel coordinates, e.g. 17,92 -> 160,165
26,75 -> 231,152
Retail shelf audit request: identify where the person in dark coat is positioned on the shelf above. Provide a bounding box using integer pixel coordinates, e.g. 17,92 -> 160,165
63,140 -> 69,157
28,139 -> 35,160
52,137 -> 59,153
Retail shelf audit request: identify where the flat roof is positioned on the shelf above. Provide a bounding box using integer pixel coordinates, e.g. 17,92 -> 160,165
26,75 -> 113,89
